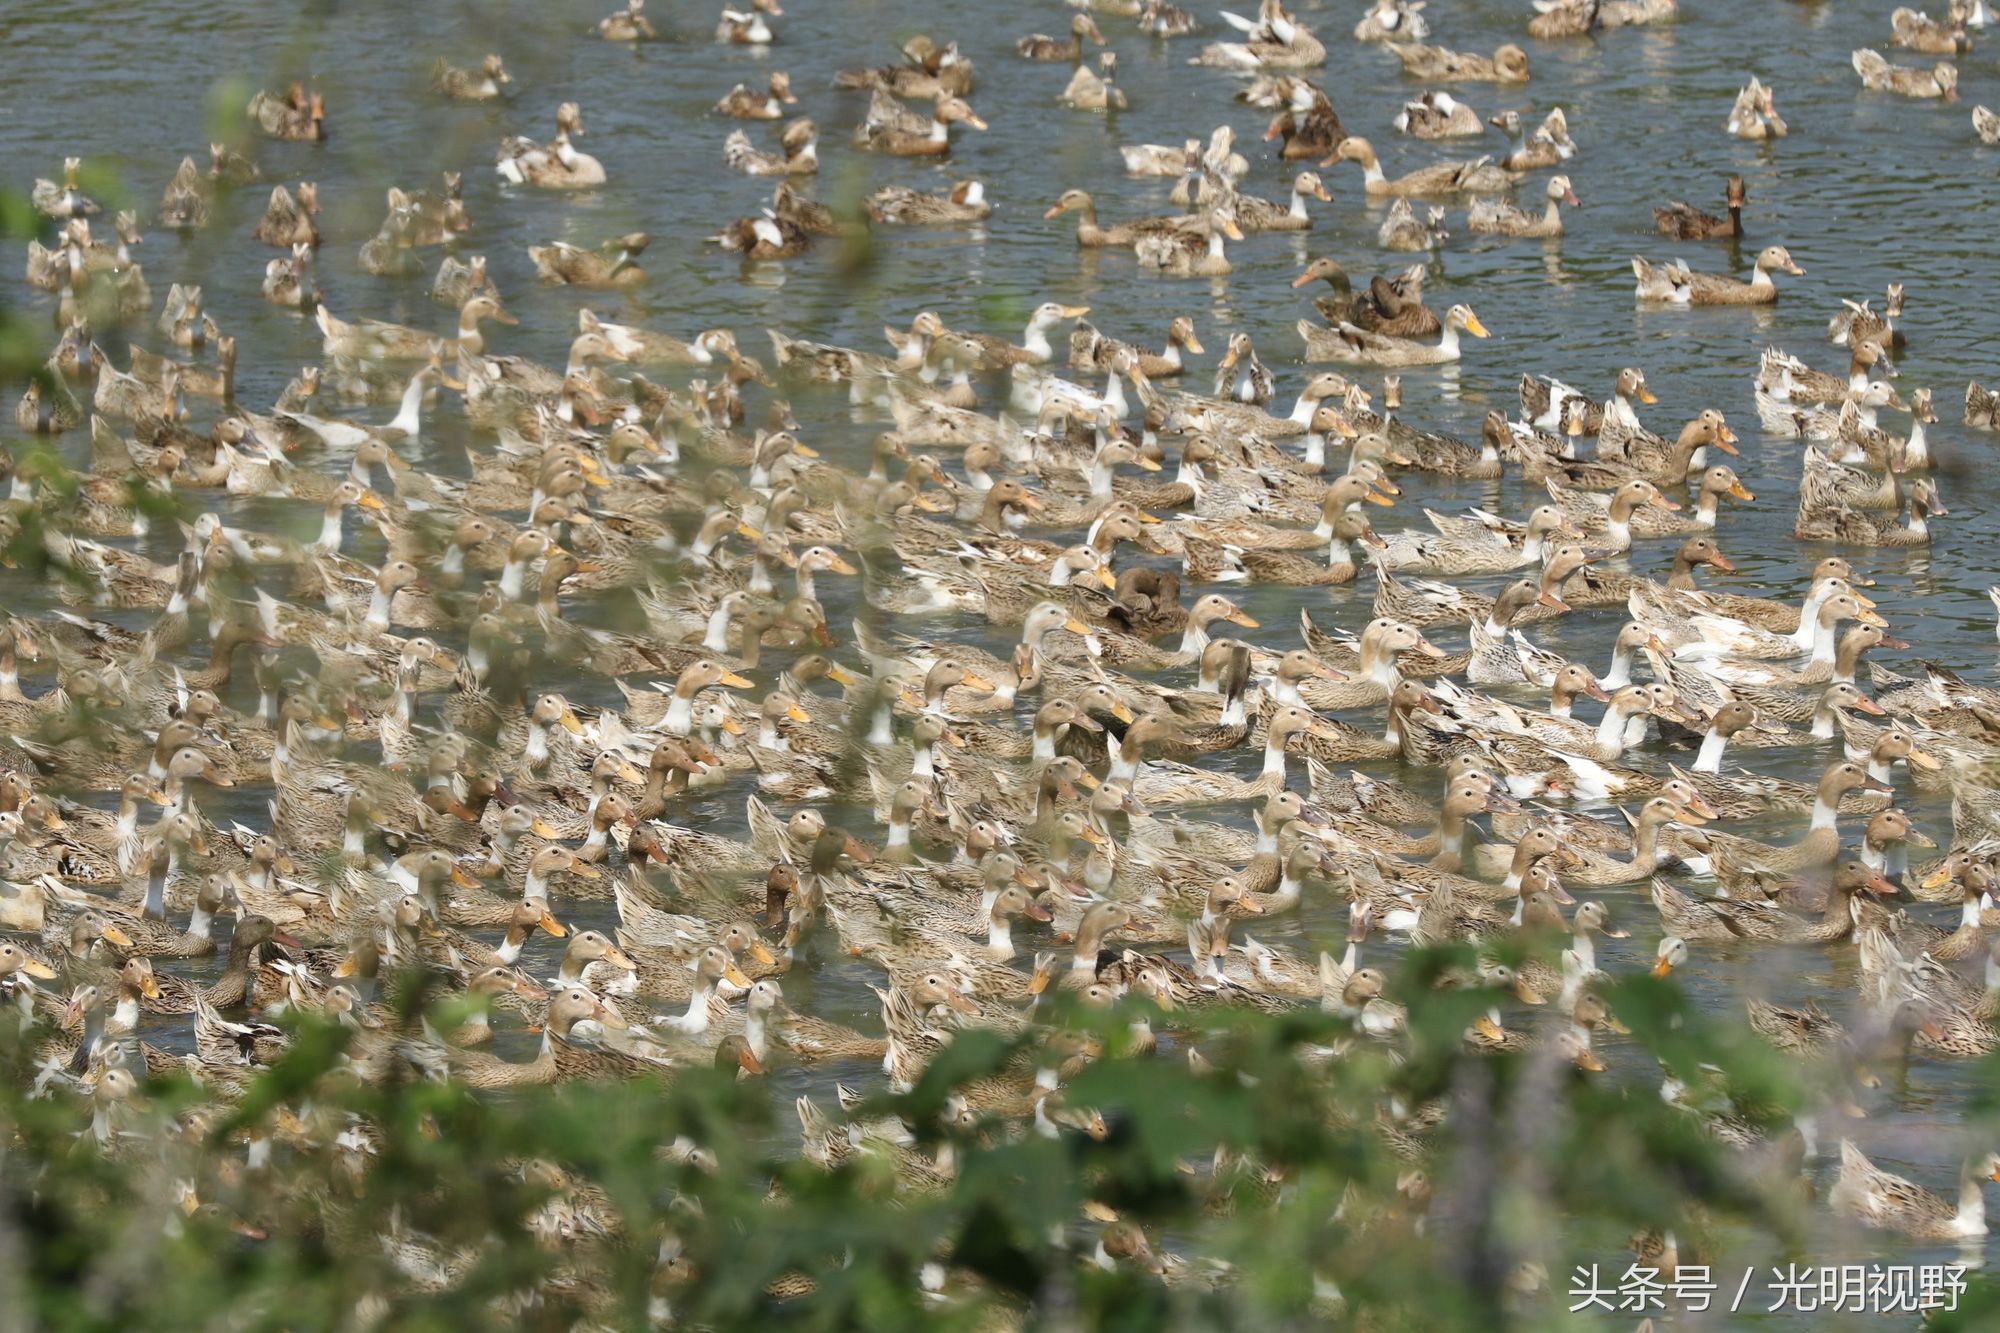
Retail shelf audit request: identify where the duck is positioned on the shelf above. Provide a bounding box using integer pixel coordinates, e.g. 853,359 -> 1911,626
1655,177 -> 1746,240
715,72 -> 796,120
868,180 -> 990,225
1298,304 -> 1488,367
1633,245 -> 1805,305
855,95 -> 988,156
1355,0 -> 1432,41
1794,477 -> 1946,547
1325,136 -> 1512,196
1830,1143 -> 2000,1239
247,85 -> 326,141
598,0 -> 658,40
431,53 -> 510,101
1192,0 -> 1329,70
32,158 -> 100,220
1851,49 -> 1959,99
717,0 -> 783,45
1134,209 -> 1244,277
495,103 -> 605,189
1488,107 -> 1575,171
1467,175 -> 1577,238
528,233 -> 651,287
1520,367 -> 1656,436
252,182 -> 320,249
1726,76 -> 1787,139
1393,91 -> 1481,138
1292,259 -> 1439,336
723,119 -> 818,176
1386,42 -> 1531,82
1020,13 -> 1107,61
1226,172 -> 1332,233
1043,189 -> 1183,247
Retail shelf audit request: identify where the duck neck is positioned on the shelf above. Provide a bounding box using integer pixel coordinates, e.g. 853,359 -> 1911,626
1177,613 -> 1214,657
701,603 -> 736,653
142,860 -> 169,921
1632,817 -> 1663,868
1288,385 -> 1327,426
1956,1161 -> 1990,1236
1805,616 -> 1838,669
866,699 -> 895,747
314,502 -> 346,552
1595,702 -> 1635,754
987,910 -> 1015,960
680,978 -> 715,1030
1260,729 -> 1291,781
1571,929 -> 1596,975
1693,727 -> 1730,775
388,372 -> 426,439
665,691 -> 695,737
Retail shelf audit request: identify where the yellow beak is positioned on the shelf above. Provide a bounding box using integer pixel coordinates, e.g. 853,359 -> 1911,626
1462,315 -> 1490,338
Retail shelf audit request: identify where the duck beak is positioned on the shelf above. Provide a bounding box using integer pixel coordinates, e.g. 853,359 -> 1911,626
21,959 -> 57,980
558,707 -> 584,734
946,990 -> 979,1014
538,909 -> 568,937
722,962 -> 751,987
1670,804 -> 1708,828
1415,636 -> 1447,658
1063,616 -> 1093,636
1078,824 -> 1109,846
1683,793 -> 1720,821
786,703 -> 811,724
960,670 -> 995,691
826,664 -> 858,686
1878,635 -> 1909,650
718,671 -> 754,689
450,865 -> 480,889
1060,306 -> 1090,319
1109,701 -> 1135,723
1226,609 -> 1260,629
1095,567 -> 1117,588
828,555 -> 859,575
1043,202 -> 1066,220
1538,591 -> 1570,611
1290,269 -> 1318,289
1472,1014 -> 1507,1042
1650,493 -> 1681,510
1364,489 -> 1395,508
1638,387 -> 1659,404
603,947 -> 637,971
1582,678 -> 1611,702
1856,609 -> 1889,629
1907,747 -> 1941,772
1853,695 -> 1886,715
1462,314 -> 1490,338
1728,481 -> 1755,501
1221,217 -> 1244,241
356,491 -> 386,511
100,925 -> 134,948
1135,454 -> 1163,472
1922,864 -> 1956,890
1865,870 -> 1899,896
1025,899 -> 1054,922
1651,954 -> 1675,979
140,975 -> 161,999
1315,661 -> 1351,681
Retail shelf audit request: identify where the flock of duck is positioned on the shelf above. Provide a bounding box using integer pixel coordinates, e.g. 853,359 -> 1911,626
8,0 -> 2000,1303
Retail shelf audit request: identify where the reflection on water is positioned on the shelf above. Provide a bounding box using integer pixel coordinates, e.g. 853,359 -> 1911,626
4,0 -> 2000,1296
